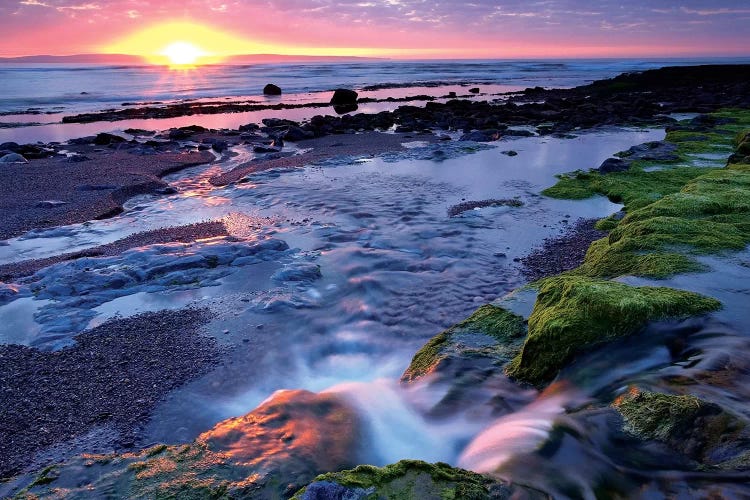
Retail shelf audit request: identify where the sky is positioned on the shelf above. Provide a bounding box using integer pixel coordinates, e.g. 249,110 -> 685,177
1,0 -> 749,59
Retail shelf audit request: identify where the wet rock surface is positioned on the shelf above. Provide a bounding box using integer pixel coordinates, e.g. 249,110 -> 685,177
0,308 -> 218,479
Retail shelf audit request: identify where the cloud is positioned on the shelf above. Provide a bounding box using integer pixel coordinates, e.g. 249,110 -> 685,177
681,7 -> 750,16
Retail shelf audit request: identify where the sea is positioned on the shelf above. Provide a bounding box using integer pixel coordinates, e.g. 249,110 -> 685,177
1,57 -> 749,143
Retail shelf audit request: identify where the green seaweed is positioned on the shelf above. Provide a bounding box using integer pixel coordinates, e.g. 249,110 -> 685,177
292,460 -> 499,500
402,305 -> 526,381
505,276 -> 721,386
613,389 -> 746,466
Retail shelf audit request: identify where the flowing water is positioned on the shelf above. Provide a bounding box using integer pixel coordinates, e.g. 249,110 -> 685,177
2,119 -> 750,495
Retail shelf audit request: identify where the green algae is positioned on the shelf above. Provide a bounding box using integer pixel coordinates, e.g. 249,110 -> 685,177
613,389 -> 746,466
292,460 -> 502,500
402,305 -> 526,382
505,276 -> 721,386
570,162 -> 750,279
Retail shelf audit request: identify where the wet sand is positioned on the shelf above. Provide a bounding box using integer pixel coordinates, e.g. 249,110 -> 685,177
0,149 -> 214,240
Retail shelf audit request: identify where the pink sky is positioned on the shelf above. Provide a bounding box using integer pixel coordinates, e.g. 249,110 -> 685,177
1,0 -> 749,58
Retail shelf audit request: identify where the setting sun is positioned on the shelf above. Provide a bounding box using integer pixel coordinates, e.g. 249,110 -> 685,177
162,42 -> 203,66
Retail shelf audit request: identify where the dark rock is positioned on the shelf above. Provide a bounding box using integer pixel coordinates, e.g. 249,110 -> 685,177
155,186 -> 178,195
469,87 -> 480,94
333,104 -> 358,115
201,138 -> 229,152
254,145 -> 282,153
504,129 -> 535,137
619,141 -> 679,162
239,123 -> 260,132
263,83 -> 282,95
0,142 -> 20,152
93,133 -> 127,146
459,130 -> 500,142
598,157 -> 631,173
501,150 -> 518,156
330,88 -> 358,105
168,125 -> 207,140
283,126 -> 314,142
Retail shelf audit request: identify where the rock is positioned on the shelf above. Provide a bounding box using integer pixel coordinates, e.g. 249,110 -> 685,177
200,138 -> 229,152
598,157 -> 630,173
333,104 -> 358,115
469,87 -> 480,94
501,150 -> 518,156
168,125 -> 207,140
93,133 -> 127,146
239,123 -> 260,132
294,460 -> 538,500
263,83 -> 282,95
447,91 -> 457,98
330,88 -> 358,105
613,388 -> 747,466
503,129 -> 535,137
272,263 -> 322,283
0,153 -> 28,164
619,141 -> 679,162
459,130 -> 501,142
283,126 -> 315,142
0,141 -> 20,153
254,145 -> 282,153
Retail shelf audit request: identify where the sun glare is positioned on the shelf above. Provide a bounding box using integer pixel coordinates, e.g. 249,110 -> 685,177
163,41 -> 202,66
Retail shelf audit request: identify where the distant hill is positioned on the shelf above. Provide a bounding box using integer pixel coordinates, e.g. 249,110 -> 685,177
0,54 -> 146,64
0,53 -> 382,64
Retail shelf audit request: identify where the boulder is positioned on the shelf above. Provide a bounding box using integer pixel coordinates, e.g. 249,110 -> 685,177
263,83 -> 282,95
0,153 -> 28,164
330,88 -> 358,105
93,133 -> 127,146
598,157 -> 630,173
469,87 -> 480,94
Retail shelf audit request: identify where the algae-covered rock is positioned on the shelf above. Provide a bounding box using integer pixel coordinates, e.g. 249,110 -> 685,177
543,111 -> 750,279
14,390 -> 363,499
505,276 -> 721,386
401,304 -> 526,382
613,388 -> 746,466
292,459 -> 547,500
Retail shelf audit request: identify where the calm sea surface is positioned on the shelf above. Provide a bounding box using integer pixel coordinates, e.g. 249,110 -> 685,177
2,57 -> 749,115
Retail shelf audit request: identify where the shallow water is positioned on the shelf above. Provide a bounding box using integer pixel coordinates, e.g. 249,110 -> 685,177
6,125 -> 749,495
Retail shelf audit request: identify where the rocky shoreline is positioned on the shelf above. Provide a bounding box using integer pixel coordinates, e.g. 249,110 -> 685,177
2,64 -> 750,498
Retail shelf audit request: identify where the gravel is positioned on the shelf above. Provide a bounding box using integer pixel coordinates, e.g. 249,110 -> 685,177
0,308 -> 220,478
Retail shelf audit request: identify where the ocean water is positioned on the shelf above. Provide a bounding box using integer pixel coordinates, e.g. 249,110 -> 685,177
2,57 -> 749,116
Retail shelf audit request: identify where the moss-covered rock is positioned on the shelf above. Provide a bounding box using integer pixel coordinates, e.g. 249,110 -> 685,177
292,459 -> 547,500
613,388 -> 747,467
543,117 -> 750,280
13,390 -> 363,499
505,276 -> 721,386
401,305 -> 526,382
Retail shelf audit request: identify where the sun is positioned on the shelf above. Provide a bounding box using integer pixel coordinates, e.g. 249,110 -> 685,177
162,41 -> 203,66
